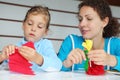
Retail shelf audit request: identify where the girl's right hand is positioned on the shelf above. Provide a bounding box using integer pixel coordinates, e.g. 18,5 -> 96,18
2,44 -> 17,60
63,48 -> 86,68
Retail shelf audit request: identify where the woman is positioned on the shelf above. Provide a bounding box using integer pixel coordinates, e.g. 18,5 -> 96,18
58,0 -> 120,72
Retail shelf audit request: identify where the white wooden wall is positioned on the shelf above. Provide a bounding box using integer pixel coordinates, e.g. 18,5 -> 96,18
0,0 -> 120,53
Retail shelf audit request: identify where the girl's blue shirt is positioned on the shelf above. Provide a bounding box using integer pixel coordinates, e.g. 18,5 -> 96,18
16,38 -> 62,74
58,34 -> 120,71
3,38 -> 62,74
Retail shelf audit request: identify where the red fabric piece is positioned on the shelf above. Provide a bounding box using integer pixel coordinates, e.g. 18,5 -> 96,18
9,42 -> 35,75
86,61 -> 105,75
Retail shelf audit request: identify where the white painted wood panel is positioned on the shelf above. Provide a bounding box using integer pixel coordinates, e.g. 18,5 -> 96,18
110,6 -> 120,18
0,0 -> 80,12
0,4 -> 78,26
0,21 -> 23,36
46,26 -> 80,39
0,4 -> 28,21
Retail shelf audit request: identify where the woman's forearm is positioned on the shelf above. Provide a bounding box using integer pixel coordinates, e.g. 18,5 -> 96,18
108,55 -> 117,67
63,59 -> 72,68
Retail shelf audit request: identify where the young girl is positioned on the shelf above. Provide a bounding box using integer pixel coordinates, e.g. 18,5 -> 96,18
58,0 -> 120,72
0,5 -> 62,74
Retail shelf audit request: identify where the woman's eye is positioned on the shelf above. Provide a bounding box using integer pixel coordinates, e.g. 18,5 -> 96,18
79,19 -> 82,22
87,18 -> 92,20
78,16 -> 83,22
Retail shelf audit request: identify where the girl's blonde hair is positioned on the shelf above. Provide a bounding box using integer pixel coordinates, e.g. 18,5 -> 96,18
23,5 -> 50,29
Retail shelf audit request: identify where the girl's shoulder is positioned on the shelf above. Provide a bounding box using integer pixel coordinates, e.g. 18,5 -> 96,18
35,38 -> 52,47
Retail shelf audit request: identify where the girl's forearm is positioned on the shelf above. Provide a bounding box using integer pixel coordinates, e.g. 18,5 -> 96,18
0,54 -> 4,63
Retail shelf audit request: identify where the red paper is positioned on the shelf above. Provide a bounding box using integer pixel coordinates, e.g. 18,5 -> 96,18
9,42 -> 35,75
86,61 -> 105,75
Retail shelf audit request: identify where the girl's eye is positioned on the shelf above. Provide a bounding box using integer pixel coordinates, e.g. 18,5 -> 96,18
38,24 -> 46,29
38,26 -> 42,29
28,22 -> 32,25
26,21 -> 32,25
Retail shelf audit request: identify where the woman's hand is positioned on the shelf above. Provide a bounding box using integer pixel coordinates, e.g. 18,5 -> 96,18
63,48 -> 86,68
88,49 -> 117,67
18,46 -> 43,65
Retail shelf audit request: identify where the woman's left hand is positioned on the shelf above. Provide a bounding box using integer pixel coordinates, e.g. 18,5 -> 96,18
87,49 -> 117,67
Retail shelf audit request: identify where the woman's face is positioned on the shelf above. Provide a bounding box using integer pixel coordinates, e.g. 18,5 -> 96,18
78,6 -> 108,40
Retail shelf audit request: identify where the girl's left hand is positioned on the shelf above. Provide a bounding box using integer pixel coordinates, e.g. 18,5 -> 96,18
18,46 -> 36,61
18,46 -> 43,65
87,50 -> 117,67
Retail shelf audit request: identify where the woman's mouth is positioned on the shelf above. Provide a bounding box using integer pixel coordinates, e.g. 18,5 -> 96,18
81,30 -> 88,35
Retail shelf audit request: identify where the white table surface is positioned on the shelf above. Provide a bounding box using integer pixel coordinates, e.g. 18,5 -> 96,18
0,70 -> 120,80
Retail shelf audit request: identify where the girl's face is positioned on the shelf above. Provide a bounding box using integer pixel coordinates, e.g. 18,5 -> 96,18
22,14 -> 48,42
78,6 -> 108,40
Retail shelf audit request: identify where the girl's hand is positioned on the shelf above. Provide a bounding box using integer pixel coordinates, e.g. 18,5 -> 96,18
88,50 -> 117,67
63,48 -> 86,68
18,46 -> 43,65
0,53 -> 8,62
2,44 -> 17,60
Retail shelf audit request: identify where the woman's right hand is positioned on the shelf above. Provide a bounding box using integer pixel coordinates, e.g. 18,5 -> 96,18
63,48 -> 86,68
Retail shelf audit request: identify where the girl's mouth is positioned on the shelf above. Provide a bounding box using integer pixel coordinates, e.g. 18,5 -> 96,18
29,33 -> 35,36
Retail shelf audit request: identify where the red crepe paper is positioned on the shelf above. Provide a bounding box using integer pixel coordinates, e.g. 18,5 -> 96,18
86,61 -> 105,75
82,40 -> 105,75
9,42 -> 35,75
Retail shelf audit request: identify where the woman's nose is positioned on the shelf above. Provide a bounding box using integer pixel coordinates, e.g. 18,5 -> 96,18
79,19 -> 86,28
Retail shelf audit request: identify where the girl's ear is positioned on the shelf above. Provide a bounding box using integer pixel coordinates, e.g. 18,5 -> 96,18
22,25 -> 24,30
22,22 -> 25,30
44,29 -> 49,36
103,17 -> 109,28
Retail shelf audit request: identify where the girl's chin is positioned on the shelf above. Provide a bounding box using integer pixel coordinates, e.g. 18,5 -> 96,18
26,38 -> 35,42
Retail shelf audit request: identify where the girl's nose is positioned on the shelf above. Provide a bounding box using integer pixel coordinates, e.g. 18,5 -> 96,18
31,26 -> 36,32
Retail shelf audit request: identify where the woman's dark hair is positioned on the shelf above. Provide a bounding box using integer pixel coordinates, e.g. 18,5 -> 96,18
78,0 -> 120,38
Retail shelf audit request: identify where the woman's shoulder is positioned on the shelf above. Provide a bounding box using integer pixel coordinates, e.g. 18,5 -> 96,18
63,34 -> 84,45
111,37 -> 120,42
65,34 -> 83,40
105,37 -> 120,45
105,37 -> 120,41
